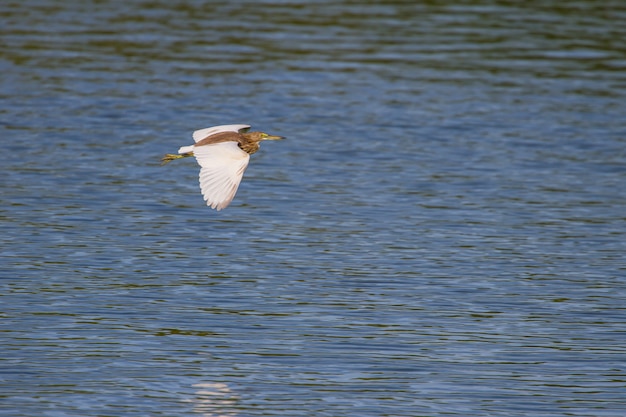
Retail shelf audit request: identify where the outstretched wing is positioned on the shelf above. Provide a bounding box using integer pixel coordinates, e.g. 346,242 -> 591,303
192,124 -> 251,143
193,142 -> 250,210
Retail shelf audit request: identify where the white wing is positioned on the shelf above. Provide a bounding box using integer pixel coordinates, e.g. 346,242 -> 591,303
193,142 -> 250,210
192,124 -> 250,143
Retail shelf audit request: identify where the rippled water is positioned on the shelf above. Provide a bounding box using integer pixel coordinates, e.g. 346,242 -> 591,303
2,1 -> 625,416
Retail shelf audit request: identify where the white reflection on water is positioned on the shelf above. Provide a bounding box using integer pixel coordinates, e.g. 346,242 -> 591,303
188,382 -> 239,417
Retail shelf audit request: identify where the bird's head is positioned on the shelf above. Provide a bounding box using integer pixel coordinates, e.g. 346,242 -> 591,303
244,131 -> 285,142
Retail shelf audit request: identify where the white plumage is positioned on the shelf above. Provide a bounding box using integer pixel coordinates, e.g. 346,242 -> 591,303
195,141 -> 250,210
187,125 -> 250,210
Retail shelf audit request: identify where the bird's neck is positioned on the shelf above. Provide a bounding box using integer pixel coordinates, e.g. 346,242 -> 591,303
238,140 -> 260,155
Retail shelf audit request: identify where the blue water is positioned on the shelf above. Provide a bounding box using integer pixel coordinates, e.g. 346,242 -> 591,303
1,1 -> 625,416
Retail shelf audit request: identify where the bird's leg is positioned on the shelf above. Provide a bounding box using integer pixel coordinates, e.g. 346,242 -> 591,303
161,152 -> 194,165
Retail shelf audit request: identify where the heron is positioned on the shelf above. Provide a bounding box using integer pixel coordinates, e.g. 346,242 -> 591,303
162,124 -> 284,210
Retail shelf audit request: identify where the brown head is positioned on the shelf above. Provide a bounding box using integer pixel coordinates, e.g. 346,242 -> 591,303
238,131 -> 284,154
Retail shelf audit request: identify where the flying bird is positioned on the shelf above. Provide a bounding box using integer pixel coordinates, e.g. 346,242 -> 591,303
162,124 -> 284,210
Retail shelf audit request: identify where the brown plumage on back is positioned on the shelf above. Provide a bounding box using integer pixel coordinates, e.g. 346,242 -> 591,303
194,131 -> 269,155
194,131 -> 241,147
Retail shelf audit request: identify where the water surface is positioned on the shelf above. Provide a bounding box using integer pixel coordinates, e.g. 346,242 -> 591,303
1,1 -> 625,416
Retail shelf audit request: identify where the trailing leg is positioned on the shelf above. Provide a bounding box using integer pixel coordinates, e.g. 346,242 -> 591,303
161,152 -> 194,165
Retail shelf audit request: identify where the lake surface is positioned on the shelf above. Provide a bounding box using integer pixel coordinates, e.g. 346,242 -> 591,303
1,1 -> 625,416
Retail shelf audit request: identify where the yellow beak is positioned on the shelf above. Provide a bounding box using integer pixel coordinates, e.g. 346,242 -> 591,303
263,134 -> 285,140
